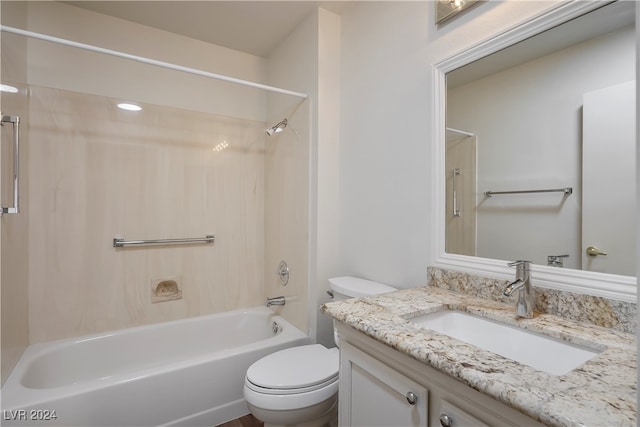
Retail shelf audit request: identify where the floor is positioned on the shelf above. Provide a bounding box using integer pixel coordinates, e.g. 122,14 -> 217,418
217,414 -> 263,427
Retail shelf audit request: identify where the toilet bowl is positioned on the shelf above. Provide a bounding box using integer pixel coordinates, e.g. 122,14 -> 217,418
243,276 -> 396,427
244,345 -> 339,427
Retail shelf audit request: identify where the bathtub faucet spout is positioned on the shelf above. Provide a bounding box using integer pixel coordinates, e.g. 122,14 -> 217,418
266,296 -> 286,307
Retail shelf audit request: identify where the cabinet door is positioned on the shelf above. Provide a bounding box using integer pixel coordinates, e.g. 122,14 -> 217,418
340,342 -> 428,427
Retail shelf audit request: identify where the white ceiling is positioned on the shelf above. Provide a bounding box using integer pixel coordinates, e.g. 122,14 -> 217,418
65,1 -> 348,57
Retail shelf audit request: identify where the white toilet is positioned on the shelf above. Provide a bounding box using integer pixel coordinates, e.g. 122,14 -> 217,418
243,276 -> 397,427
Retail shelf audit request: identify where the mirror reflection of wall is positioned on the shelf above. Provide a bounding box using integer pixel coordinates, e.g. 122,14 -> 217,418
446,1 -> 635,276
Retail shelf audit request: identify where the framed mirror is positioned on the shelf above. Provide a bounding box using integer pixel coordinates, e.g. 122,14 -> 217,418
431,1 -> 636,301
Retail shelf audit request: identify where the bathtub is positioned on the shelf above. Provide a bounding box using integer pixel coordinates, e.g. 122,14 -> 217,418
1,307 -> 310,426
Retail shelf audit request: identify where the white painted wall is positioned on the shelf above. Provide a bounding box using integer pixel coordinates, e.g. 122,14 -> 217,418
314,9 -> 341,348
448,26 -> 634,269
339,2 -> 431,289
338,1 -> 562,288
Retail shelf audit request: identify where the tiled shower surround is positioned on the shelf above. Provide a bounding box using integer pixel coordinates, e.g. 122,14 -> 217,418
27,85 -> 267,343
428,267 -> 637,334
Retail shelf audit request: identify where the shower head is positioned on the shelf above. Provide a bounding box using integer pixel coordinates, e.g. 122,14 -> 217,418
266,118 -> 287,136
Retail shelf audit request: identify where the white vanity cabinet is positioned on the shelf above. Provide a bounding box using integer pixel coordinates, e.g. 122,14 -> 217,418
339,341 -> 429,426
337,324 -> 544,427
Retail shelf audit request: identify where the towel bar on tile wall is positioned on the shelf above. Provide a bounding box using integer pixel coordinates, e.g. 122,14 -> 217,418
484,187 -> 573,197
113,235 -> 215,248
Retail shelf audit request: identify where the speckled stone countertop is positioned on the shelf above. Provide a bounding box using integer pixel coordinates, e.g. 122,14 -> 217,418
321,287 -> 637,427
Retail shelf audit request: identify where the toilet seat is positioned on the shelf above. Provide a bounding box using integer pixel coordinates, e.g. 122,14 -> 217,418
244,344 -> 339,411
245,374 -> 337,395
246,344 -> 339,392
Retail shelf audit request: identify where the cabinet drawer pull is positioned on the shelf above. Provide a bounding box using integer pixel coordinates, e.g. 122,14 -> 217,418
405,391 -> 417,405
439,413 -> 452,427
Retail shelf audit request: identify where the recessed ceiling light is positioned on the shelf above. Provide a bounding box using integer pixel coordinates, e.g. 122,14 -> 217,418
117,103 -> 142,111
0,84 -> 18,93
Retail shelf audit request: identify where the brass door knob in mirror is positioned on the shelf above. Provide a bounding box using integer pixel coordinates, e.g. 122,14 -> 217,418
586,246 -> 607,256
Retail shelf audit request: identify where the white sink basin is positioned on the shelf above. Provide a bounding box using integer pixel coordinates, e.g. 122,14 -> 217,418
409,310 -> 601,375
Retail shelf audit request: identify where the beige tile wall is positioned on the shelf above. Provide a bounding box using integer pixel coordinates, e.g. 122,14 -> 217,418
28,86 -> 267,343
0,93 -> 30,383
264,102 -> 310,334
1,2 -> 30,385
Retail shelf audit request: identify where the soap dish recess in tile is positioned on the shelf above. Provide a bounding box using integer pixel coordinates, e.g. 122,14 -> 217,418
151,277 -> 182,303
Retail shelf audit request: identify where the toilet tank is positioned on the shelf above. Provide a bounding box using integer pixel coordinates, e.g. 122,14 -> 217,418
328,276 -> 396,348
328,276 -> 396,300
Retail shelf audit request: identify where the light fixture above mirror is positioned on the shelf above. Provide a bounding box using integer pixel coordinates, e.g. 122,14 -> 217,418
435,0 -> 479,25
431,1 -> 637,302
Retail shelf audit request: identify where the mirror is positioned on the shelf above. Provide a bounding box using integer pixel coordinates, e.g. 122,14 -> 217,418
433,1 -> 636,300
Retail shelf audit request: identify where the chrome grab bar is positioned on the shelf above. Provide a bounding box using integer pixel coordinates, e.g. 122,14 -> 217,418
113,235 -> 215,248
1,114 -> 20,215
452,168 -> 461,217
485,187 -> 572,197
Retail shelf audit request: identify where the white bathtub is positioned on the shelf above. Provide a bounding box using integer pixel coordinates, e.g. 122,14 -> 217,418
1,307 -> 310,426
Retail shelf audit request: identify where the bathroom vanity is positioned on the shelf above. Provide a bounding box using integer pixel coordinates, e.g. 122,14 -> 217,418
321,286 -> 637,427
338,330 -> 543,426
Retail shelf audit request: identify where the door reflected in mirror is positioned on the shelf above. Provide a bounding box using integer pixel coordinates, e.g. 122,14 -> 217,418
445,1 -> 636,276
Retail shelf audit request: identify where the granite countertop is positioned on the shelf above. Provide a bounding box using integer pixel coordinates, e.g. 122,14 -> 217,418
321,287 -> 637,427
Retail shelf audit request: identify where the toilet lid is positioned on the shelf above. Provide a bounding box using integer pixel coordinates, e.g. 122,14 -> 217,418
329,276 -> 396,298
246,344 -> 338,390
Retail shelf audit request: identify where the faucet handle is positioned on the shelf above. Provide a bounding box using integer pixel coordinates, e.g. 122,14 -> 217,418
547,254 -> 569,267
507,260 -> 531,268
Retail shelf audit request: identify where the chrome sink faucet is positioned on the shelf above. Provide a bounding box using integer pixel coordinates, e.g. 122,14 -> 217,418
503,260 -> 534,319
